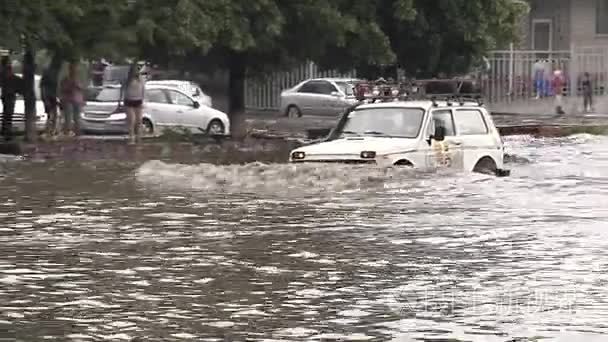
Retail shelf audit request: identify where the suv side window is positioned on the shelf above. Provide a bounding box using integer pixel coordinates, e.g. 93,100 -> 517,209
431,109 -> 456,136
454,109 -> 488,135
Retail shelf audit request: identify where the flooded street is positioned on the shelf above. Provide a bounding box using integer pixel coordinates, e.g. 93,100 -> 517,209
1,135 -> 608,341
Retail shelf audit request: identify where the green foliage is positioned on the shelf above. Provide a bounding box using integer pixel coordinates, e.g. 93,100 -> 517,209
380,0 -> 529,77
0,0 -> 528,118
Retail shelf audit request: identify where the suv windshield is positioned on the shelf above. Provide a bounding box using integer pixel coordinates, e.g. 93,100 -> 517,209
336,82 -> 355,96
89,87 -> 121,102
340,107 -> 425,138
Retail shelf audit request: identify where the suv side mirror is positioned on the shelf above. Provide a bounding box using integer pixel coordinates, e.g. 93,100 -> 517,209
193,101 -> 200,109
432,125 -> 446,142
330,91 -> 342,97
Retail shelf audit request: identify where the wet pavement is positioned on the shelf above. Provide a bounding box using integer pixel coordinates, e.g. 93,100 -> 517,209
1,134 -> 608,341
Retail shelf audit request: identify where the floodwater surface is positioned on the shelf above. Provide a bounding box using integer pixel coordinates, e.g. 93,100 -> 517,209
1,135 -> 608,341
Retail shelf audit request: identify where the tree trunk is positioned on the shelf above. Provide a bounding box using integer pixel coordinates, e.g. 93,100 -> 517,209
23,42 -> 37,142
228,54 -> 247,140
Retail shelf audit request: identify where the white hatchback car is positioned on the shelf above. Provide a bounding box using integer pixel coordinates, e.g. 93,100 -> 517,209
80,84 -> 230,136
289,98 -> 510,176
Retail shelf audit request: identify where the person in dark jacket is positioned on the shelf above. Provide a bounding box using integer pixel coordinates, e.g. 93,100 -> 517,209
1,61 -> 24,140
582,72 -> 594,113
40,58 -> 62,139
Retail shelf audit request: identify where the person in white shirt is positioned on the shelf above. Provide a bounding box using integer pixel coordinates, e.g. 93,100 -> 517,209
122,64 -> 145,144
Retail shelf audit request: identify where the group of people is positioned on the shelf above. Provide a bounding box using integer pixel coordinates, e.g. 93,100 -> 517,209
532,59 -> 595,114
0,58 -> 146,143
40,62 -> 86,140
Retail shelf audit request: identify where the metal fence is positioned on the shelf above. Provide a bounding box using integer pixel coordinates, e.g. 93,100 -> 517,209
483,46 -> 608,104
244,61 -> 357,111
243,46 -> 608,112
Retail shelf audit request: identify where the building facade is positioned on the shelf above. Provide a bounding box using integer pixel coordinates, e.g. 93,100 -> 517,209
524,0 -> 608,50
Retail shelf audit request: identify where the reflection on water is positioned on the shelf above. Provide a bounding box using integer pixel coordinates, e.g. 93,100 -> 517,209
1,135 -> 608,341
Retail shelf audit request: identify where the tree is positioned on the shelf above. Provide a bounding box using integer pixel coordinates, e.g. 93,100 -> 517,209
378,0 -> 529,78
128,0 -> 397,136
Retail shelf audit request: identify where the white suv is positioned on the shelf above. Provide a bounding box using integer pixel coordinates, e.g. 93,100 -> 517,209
289,96 -> 510,176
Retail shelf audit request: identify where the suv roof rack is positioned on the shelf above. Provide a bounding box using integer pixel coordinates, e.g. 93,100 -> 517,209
353,78 -> 484,106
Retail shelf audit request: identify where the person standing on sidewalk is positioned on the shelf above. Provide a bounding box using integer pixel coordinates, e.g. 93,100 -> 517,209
582,72 -> 594,113
552,69 -> 566,115
59,63 -> 85,137
40,59 -> 62,139
123,63 -> 145,144
1,61 -> 24,141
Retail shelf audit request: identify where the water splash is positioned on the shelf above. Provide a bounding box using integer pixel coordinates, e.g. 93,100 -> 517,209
135,159 -> 436,195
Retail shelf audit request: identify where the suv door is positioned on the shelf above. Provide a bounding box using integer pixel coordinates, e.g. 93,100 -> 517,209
427,109 -> 463,169
452,108 -> 496,170
144,89 -> 174,128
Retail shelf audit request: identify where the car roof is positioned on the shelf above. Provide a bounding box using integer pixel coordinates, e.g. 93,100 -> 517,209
145,84 -> 188,92
147,80 -> 196,85
309,77 -> 360,83
355,100 -> 485,111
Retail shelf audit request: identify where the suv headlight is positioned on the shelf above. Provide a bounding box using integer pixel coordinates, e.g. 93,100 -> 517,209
361,151 -> 376,159
291,151 -> 306,160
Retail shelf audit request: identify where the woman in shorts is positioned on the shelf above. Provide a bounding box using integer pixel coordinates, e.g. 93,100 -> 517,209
123,64 -> 145,143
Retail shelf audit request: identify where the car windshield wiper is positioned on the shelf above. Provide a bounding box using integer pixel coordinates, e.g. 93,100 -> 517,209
364,131 -> 388,136
341,130 -> 360,135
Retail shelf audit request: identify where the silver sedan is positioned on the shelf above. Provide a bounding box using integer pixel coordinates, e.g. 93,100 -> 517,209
279,78 -> 360,117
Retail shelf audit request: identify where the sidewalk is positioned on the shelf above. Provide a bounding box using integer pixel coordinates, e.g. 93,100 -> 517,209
488,95 -> 608,116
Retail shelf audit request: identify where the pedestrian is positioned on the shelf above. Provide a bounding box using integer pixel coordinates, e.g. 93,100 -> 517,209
1,60 -> 24,141
552,69 -> 566,115
582,72 -> 594,113
40,58 -> 62,139
122,63 -> 145,144
533,59 -> 545,99
59,62 -> 85,137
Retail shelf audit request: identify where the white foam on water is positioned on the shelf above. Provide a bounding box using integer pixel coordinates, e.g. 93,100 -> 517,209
0,275 -> 20,284
288,251 -> 319,259
275,327 -> 318,337
193,278 -> 214,284
171,333 -> 198,339
107,321 -> 135,328
338,309 -> 372,317
58,300 -> 117,309
130,280 -> 151,287
1,268 -> 42,274
101,333 -> 131,340
206,321 -> 235,328
231,309 -> 270,317
255,266 -> 289,274
66,334 -> 94,340
136,160 -> 426,195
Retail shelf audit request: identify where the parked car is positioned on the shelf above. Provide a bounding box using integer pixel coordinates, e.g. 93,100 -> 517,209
279,78 -> 360,117
146,80 -> 212,108
0,74 -> 48,133
80,84 -> 230,136
289,94 -> 510,177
